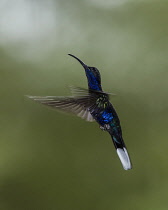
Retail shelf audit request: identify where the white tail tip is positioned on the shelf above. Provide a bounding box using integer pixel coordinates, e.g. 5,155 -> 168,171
117,147 -> 132,170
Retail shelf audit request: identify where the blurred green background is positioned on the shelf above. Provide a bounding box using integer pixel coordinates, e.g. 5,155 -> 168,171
1,0 -> 168,209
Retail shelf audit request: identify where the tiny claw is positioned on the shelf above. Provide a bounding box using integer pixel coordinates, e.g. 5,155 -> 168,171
100,124 -> 110,131
104,124 -> 111,130
100,126 -> 105,131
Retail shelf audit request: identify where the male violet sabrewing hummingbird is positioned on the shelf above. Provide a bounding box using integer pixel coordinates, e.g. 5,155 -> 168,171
28,54 -> 132,170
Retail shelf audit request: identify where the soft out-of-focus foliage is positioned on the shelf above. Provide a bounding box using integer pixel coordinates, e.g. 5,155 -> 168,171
0,0 -> 168,210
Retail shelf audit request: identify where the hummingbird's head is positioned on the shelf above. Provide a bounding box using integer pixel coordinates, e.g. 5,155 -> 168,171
68,54 -> 102,91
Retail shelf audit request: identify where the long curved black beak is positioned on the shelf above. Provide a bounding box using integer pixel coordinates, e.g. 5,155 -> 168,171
68,54 -> 88,69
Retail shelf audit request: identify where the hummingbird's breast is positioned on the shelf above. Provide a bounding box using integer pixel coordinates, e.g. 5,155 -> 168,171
90,96 -> 120,128
96,109 -> 114,125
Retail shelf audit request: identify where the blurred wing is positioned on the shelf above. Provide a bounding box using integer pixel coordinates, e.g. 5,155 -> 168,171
27,93 -> 96,122
27,86 -> 112,122
70,86 -> 115,97
69,86 -> 90,96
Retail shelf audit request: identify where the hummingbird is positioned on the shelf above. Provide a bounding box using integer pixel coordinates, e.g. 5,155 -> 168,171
28,54 -> 132,170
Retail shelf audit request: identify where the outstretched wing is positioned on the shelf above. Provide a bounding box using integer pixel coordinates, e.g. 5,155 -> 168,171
27,87 -> 98,122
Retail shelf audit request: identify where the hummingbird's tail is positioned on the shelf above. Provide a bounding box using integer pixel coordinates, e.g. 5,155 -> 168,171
109,131 -> 132,170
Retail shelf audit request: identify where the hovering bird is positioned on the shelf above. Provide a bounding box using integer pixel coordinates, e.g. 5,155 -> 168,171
28,54 -> 132,170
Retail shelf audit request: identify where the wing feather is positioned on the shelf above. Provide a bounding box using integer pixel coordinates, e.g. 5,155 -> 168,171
27,86 -> 110,122
27,94 -> 96,122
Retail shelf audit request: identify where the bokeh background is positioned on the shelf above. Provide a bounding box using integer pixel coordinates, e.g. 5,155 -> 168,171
1,0 -> 168,209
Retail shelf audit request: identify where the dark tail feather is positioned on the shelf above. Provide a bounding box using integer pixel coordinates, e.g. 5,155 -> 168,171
109,132 -> 132,170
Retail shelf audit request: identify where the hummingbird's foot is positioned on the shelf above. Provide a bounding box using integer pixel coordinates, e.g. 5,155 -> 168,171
100,124 -> 110,131
104,124 -> 110,130
100,126 -> 106,131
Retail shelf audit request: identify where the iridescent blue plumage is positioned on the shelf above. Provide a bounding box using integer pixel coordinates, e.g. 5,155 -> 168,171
28,54 -> 132,170
85,69 -> 102,91
100,110 -> 114,124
